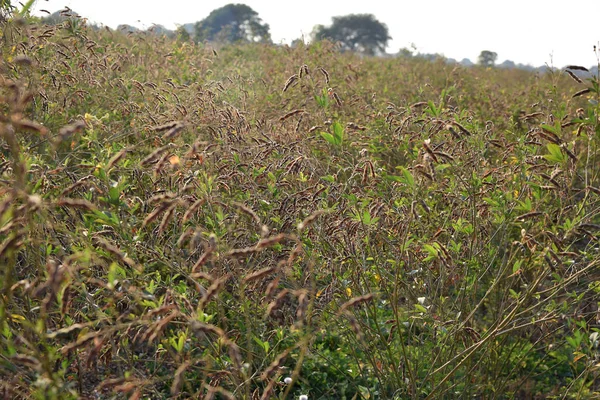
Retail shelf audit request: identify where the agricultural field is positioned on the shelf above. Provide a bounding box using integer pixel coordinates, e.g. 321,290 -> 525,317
1,16 -> 600,399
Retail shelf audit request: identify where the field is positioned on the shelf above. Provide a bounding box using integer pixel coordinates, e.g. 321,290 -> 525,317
1,16 -> 600,399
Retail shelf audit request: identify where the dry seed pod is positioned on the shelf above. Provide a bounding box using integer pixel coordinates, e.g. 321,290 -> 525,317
233,202 -> 261,226
226,246 -> 262,257
142,202 -> 173,228
522,112 -> 543,120
190,321 -> 225,337
256,233 -> 291,249
279,109 -> 305,121
243,266 -> 278,283
318,67 -> 330,84
572,88 -> 591,98
260,348 -> 291,380
198,275 -> 229,310
57,198 -> 97,211
107,147 -> 130,169
345,311 -> 364,341
295,289 -> 309,322
158,203 -> 177,235
92,237 -> 135,268
266,289 -> 290,318
171,361 -> 191,396
58,120 -> 86,140
176,227 -> 194,248
332,92 -> 342,107
565,70 -> 583,84
227,340 -> 243,369
60,174 -> 94,197
13,55 -> 33,67
338,293 -> 375,314
183,198 -> 205,222
452,121 -> 472,136
411,101 -> 428,109
282,74 -> 298,92
588,186 -> 600,196
147,312 -> 179,343
141,144 -> 171,166
565,65 -> 589,71
423,140 -> 439,163
264,276 -> 280,300
145,305 -> 177,320
11,118 -> 48,135
162,123 -> 185,140
192,247 -> 215,277
298,210 -> 328,231
260,379 -> 277,400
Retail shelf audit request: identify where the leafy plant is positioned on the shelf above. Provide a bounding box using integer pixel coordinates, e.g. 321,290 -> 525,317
320,121 -> 344,146
0,14 -> 598,400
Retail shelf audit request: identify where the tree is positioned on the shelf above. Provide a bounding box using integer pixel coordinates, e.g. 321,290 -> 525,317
397,47 -> 414,58
312,14 -> 391,56
175,25 -> 190,42
478,50 -> 498,67
195,3 -> 270,44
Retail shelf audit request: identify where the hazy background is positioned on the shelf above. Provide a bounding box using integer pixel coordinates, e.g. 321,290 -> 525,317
32,0 -> 600,68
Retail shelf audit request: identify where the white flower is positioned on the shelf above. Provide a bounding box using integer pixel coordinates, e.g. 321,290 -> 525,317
284,377 -> 292,384
417,297 -> 426,305
299,396 -> 308,400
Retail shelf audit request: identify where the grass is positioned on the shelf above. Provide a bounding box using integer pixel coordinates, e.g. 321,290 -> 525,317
0,15 -> 599,399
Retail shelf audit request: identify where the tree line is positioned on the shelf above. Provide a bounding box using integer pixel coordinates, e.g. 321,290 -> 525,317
39,2 -> 500,65
185,3 -> 392,57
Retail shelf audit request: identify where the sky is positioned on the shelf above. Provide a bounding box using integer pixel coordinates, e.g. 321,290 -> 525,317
30,0 -> 600,68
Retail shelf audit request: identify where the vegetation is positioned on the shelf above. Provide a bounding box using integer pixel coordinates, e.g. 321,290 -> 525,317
194,3 -> 270,44
478,50 -> 498,67
312,14 -> 391,56
0,13 -> 600,400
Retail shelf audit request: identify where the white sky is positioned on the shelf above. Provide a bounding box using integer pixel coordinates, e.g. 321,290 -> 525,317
31,0 -> 600,68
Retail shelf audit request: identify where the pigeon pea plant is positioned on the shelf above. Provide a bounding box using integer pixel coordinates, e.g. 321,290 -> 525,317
0,13 -> 599,400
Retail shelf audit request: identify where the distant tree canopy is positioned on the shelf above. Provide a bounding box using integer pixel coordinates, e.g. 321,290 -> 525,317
478,50 -> 498,67
175,26 -> 190,42
195,3 -> 270,44
312,14 -> 391,56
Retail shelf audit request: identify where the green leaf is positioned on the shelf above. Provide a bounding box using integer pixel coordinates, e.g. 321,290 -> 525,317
178,332 -> 186,352
543,143 -> 565,164
541,124 -> 558,135
512,259 -> 523,274
426,100 -> 441,117
566,336 -> 578,349
320,123 -> 343,146
362,210 -> 371,225
253,335 -> 269,353
108,186 -> 121,205
92,209 -> 119,226
107,262 -> 119,288
320,132 -> 337,145
423,243 -> 439,261
16,0 -> 36,16
401,167 -> 415,188
415,304 -> 428,313
332,121 -> 344,144
388,167 -> 415,189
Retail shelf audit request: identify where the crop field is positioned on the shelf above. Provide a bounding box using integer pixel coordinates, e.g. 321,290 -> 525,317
1,16 -> 600,399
